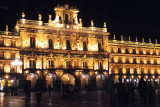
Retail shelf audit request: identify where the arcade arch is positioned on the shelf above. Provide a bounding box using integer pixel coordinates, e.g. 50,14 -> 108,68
96,74 -> 105,89
46,73 -> 56,87
80,74 -> 90,90
26,73 -> 38,89
61,73 -> 75,86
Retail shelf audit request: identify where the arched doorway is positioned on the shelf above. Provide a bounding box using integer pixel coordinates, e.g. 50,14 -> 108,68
61,73 -> 75,86
26,73 -> 38,89
46,73 -> 56,88
96,74 -> 105,89
80,74 -> 89,90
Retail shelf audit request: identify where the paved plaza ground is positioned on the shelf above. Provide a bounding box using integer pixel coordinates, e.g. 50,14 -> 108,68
0,90 -> 160,107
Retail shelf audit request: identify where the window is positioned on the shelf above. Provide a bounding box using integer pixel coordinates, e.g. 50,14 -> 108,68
30,60 -> 35,68
66,40 -> 71,50
66,61 -> 71,67
0,52 -> 4,59
11,40 -> 16,47
11,53 -> 15,59
0,39 -> 4,46
83,42 -> 87,51
98,62 -> 103,69
48,60 -> 54,67
49,39 -> 53,49
98,42 -> 102,51
30,37 -> 35,48
83,62 -> 87,68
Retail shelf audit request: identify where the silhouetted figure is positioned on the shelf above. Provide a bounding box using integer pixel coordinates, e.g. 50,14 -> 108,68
138,77 -> 147,105
4,86 -> 8,97
115,77 -> 128,105
14,87 -> 18,96
109,80 -> 116,105
127,81 -> 135,104
24,87 -> 31,105
48,84 -> 51,95
147,81 -> 155,105
34,81 -> 42,104
10,86 -> 14,96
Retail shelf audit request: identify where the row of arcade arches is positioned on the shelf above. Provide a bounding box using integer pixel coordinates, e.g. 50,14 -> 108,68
26,73 -> 106,90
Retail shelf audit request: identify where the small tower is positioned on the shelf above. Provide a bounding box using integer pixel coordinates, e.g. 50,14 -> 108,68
6,25 -> 9,35
142,38 -> 144,43
149,38 -> 151,43
136,37 -> 138,42
91,20 -> 94,27
113,35 -> 116,40
156,39 -> 158,44
121,35 -> 123,41
38,13 -> 42,21
128,35 -> 130,41
48,15 -> 52,23
22,12 -> 25,18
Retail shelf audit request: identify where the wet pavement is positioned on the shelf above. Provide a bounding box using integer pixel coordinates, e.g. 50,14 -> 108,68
0,90 -> 160,107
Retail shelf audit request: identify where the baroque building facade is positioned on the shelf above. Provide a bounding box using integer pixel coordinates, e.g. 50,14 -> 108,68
0,4 -> 159,91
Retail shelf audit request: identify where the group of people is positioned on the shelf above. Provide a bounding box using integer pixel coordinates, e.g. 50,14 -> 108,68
61,83 -> 79,98
3,86 -> 19,97
109,77 -> 156,106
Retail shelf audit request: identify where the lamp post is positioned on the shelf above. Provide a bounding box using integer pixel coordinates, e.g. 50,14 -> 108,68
11,59 -> 22,87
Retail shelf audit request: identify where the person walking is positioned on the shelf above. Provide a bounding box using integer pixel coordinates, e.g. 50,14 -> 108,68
48,84 -> 52,95
138,77 -> 147,105
34,80 -> 42,104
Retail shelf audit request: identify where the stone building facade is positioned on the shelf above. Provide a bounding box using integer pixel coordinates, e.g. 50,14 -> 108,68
0,4 -> 159,91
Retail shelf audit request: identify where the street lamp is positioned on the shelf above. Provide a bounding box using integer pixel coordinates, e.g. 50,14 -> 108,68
11,59 -> 22,87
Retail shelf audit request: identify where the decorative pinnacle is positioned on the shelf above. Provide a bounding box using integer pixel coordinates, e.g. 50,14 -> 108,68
6,25 -> 8,31
142,38 -> 144,42
156,39 -> 158,44
91,20 -> 94,27
39,13 -> 42,20
121,35 -> 123,41
22,12 -> 25,18
129,35 -> 130,41
136,37 -> 138,42
149,38 -> 151,43
113,35 -> 116,40
104,22 -> 106,28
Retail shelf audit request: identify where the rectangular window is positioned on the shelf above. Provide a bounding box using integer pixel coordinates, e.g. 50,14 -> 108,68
30,37 -> 35,48
0,39 -> 4,46
30,60 -> 35,68
11,41 -> 16,47
11,53 -> 15,59
49,60 -> 54,67
49,39 -> 53,49
66,61 -> 71,67
98,42 -> 102,51
0,52 -> 4,59
66,40 -> 71,50
83,42 -> 87,51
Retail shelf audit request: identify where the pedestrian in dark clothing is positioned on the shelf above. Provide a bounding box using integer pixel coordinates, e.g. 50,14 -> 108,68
34,82 -> 42,104
11,86 -> 14,96
138,77 -> 147,105
115,77 -> 128,105
148,81 -> 155,105
109,80 -> 117,105
24,88 -> 31,105
4,86 -> 8,97
48,84 -> 52,95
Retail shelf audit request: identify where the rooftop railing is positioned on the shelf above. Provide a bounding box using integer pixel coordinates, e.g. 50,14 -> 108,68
17,19 -> 106,32
0,31 -> 19,36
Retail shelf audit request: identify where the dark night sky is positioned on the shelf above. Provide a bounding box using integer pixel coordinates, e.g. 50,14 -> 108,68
0,0 -> 160,42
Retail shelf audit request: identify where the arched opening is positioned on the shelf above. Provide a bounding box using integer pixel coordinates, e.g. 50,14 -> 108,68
61,73 -> 75,86
46,73 -> 56,88
64,14 -> 69,24
26,73 -> 38,89
80,74 -> 89,90
96,74 -> 105,89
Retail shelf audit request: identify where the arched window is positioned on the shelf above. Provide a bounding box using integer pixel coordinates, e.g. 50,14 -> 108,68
64,14 -> 69,24
30,37 -> 35,48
